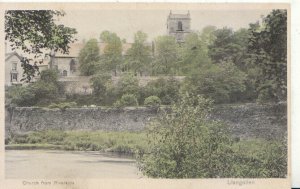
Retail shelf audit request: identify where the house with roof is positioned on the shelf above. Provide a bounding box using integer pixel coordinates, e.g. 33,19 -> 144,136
5,51 -> 49,87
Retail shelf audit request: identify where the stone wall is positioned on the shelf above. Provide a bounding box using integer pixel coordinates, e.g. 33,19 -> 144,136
5,103 -> 287,140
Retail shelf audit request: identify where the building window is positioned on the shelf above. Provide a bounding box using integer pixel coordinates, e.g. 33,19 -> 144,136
62,70 -> 68,76
177,21 -> 183,31
70,59 -> 76,72
12,62 -> 17,71
11,73 -> 18,82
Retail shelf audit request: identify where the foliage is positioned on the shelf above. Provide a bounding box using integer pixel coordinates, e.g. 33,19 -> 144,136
144,96 -> 161,107
99,31 -> 123,75
5,10 -> 77,81
153,35 -> 179,75
115,73 -> 140,97
8,85 -> 36,106
137,94 -> 287,178
142,77 -> 181,105
9,130 -> 148,154
79,38 -> 101,76
137,94 -> 235,178
8,70 -> 64,106
114,94 -> 138,107
125,31 -> 152,75
179,32 -> 212,75
248,10 -> 287,102
90,73 -> 112,98
182,62 -> 246,103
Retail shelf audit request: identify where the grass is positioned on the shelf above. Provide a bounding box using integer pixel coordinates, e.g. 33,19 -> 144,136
7,130 -> 148,154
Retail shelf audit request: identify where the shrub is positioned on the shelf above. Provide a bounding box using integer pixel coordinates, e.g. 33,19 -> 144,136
116,73 -> 139,97
114,94 -> 138,107
137,94 -> 235,178
144,96 -> 161,106
143,77 -> 180,105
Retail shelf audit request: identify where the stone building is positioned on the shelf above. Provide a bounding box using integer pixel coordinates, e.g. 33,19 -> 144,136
167,11 -> 191,42
5,52 -> 48,87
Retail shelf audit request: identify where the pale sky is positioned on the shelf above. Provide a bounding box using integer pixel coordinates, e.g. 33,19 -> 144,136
58,9 -> 272,43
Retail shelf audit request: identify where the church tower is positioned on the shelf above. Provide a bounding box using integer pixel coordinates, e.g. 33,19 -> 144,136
167,10 -> 191,43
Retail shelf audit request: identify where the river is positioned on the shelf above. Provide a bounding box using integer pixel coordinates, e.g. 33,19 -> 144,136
5,150 -> 143,179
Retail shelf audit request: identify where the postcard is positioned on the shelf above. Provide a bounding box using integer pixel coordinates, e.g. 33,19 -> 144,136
0,2 -> 291,189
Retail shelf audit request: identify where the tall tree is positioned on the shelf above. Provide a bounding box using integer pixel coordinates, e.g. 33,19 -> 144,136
125,31 -> 152,76
179,32 -> 212,75
248,9 -> 287,102
99,31 -> 122,76
153,35 -> 179,75
78,38 -> 100,76
5,10 -> 77,81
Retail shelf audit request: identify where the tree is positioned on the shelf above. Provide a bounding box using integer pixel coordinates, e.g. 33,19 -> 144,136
99,31 -> 123,76
179,32 -> 212,75
8,70 -> 62,106
248,10 -> 287,102
90,73 -> 112,98
5,10 -> 77,81
125,31 -> 152,76
142,77 -> 181,105
115,73 -> 139,98
138,94 -> 234,178
208,27 -> 249,68
79,38 -> 101,76
153,36 -> 179,75
181,62 -> 246,103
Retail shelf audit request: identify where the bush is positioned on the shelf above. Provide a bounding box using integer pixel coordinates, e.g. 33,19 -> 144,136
116,73 -> 139,97
137,93 -> 287,178
143,77 -> 180,105
181,62 -> 246,104
137,94 -> 235,178
144,96 -> 161,106
114,94 -> 138,107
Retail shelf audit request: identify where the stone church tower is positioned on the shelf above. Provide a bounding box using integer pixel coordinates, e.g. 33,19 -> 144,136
167,11 -> 191,42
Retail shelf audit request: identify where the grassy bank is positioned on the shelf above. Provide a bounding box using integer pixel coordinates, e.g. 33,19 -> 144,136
7,130 -> 148,154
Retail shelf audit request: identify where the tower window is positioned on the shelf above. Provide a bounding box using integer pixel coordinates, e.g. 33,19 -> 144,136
177,21 -> 183,31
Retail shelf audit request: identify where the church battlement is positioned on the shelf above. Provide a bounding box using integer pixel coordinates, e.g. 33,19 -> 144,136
167,11 -> 191,42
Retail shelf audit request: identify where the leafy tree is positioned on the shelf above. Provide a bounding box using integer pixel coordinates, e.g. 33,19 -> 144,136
199,25 -> 217,54
5,10 -> 77,81
153,36 -> 179,75
181,62 -> 246,103
248,9 -> 287,102
125,31 -> 152,76
114,94 -> 138,107
143,77 -> 181,105
138,94 -> 234,178
115,73 -> 139,98
8,70 -> 63,106
208,27 -> 250,69
90,73 -> 112,100
179,32 -> 212,75
100,31 -> 123,76
78,38 -> 100,76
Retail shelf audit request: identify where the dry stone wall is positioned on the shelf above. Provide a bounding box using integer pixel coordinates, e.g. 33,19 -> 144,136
5,103 -> 287,140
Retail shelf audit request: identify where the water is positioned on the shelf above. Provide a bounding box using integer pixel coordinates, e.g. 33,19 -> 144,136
5,150 -> 142,179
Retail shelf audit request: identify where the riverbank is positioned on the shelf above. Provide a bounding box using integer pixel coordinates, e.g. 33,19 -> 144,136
7,130 -> 148,154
